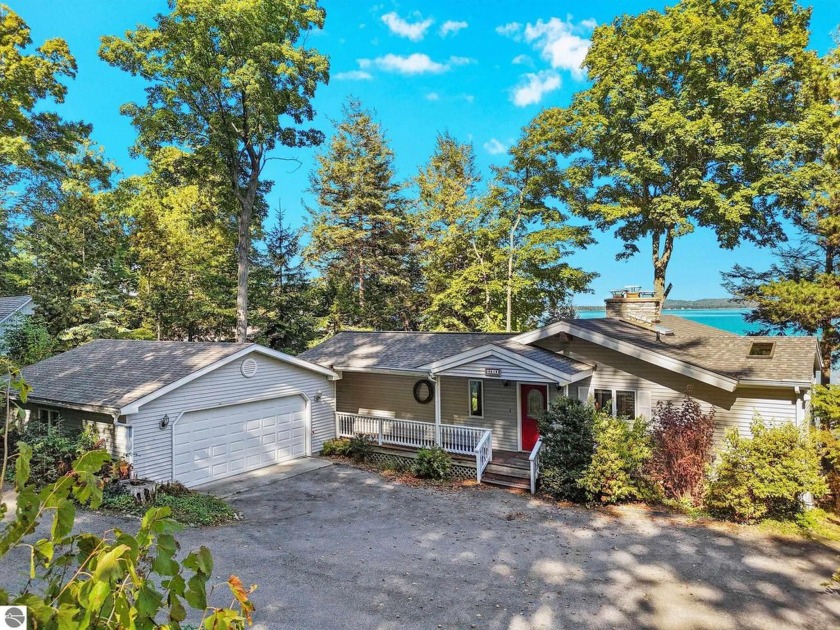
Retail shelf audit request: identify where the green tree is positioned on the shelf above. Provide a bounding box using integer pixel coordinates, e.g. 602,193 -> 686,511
489,139 -> 596,331
723,41 -> 840,383
250,210 -> 319,353
2,315 -> 56,366
24,156 -> 135,346
305,99 -> 417,330
121,148 -> 238,341
415,133 -> 499,331
100,0 -> 330,342
523,0 -> 815,301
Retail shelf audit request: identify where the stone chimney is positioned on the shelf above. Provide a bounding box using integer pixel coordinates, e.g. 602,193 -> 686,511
605,285 -> 661,323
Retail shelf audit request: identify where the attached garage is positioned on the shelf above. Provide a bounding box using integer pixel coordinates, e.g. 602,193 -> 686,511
21,340 -> 339,487
173,396 -> 307,486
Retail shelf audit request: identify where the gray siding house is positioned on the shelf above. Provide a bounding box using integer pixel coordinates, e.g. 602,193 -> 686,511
299,292 -> 821,488
0,295 -> 34,352
20,340 -> 338,487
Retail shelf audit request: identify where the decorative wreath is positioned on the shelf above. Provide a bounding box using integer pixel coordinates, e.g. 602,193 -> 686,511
413,378 -> 435,404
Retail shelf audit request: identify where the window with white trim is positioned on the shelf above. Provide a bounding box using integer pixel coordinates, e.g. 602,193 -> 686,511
593,389 -> 612,413
615,390 -> 636,418
468,380 -> 484,418
37,408 -> 61,427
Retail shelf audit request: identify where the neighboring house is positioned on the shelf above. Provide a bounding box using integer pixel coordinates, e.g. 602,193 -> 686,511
299,290 -> 821,489
0,295 -> 34,351
19,340 -> 338,487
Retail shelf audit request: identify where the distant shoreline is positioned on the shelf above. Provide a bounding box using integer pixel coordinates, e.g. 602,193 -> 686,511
577,298 -> 754,311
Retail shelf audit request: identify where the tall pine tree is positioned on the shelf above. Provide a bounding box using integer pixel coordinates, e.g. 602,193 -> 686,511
305,99 -> 416,330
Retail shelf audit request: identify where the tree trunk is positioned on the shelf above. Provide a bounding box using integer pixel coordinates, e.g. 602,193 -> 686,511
235,203 -> 251,342
651,227 -> 675,307
506,210 -> 521,333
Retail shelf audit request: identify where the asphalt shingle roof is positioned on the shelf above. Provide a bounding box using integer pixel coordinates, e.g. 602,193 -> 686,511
0,295 -> 32,323
22,339 -> 253,412
298,331 -> 592,376
566,315 -> 818,383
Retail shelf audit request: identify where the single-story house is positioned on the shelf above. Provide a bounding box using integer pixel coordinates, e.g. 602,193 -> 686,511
19,340 -> 338,487
298,291 -> 821,488
0,295 -> 34,351
17,291 -> 821,492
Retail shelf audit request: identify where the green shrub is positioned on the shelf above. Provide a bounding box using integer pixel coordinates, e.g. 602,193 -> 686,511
100,481 -> 236,526
578,413 -> 652,504
412,447 -> 452,480
321,438 -> 352,457
346,435 -> 374,463
3,316 -> 57,366
10,421 -> 104,487
705,419 -> 828,522
537,397 -> 597,501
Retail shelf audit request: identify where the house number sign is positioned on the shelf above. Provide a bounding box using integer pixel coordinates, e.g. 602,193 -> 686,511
484,368 -> 501,377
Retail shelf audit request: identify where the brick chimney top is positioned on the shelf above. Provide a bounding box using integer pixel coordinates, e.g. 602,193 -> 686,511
605,286 -> 661,323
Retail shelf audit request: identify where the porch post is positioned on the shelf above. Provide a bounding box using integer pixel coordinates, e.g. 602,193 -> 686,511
434,374 -> 442,447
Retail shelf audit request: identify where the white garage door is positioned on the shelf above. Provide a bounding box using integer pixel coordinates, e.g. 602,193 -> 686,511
173,396 -> 307,487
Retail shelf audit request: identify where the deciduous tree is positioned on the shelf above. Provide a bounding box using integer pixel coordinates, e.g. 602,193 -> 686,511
523,0 -> 815,301
100,0 -> 330,341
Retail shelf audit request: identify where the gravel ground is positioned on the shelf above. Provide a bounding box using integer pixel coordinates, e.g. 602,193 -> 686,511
2,463 -> 840,629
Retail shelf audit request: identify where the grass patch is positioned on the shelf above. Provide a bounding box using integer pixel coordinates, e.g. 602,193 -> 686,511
100,484 -> 237,526
755,509 -> 840,543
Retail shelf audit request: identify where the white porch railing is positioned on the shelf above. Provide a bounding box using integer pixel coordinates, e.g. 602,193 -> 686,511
336,412 -> 493,481
528,438 -> 543,495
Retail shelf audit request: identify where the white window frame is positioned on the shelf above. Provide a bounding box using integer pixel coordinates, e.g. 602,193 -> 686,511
467,379 -> 484,418
37,408 -> 61,427
614,390 -> 636,418
593,388 -> 637,418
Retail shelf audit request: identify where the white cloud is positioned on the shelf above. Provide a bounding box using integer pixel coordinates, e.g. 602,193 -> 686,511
426,92 -> 440,101
358,54 -> 472,76
381,11 -> 434,41
334,70 -> 373,81
496,22 -> 522,39
448,56 -> 475,66
523,17 -> 594,79
512,54 -> 532,66
511,70 -> 561,107
440,20 -> 468,37
364,53 -> 449,75
483,138 -> 509,155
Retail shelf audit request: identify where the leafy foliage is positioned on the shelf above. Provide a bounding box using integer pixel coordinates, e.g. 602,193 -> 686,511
537,397 -> 597,502
6,420 -> 102,488
705,419 -> 828,522
578,414 -> 652,504
522,0 -> 816,299
321,438 -> 351,457
412,447 -> 452,480
647,397 -> 716,504
3,315 -> 56,366
100,0 -> 329,341
345,435 -> 375,463
101,483 -> 237,526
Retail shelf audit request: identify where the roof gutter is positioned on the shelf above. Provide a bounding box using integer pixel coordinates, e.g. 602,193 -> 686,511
332,366 -> 431,377
21,395 -> 121,418
737,379 -> 814,390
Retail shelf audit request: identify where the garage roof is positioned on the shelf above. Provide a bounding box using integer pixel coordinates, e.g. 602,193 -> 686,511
21,339 -> 337,415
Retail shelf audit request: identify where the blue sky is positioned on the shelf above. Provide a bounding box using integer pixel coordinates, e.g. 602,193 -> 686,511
12,0 -> 840,304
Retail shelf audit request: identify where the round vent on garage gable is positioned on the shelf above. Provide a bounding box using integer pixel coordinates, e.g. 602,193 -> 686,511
240,357 -> 258,378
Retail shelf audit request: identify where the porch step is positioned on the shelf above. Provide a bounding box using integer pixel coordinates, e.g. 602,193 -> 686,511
485,462 -> 529,478
481,472 -> 531,490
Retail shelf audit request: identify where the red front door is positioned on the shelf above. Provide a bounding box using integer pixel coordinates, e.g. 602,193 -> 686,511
520,384 -> 547,451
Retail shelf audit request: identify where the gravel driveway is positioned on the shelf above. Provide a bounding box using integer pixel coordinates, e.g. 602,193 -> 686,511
2,463 -> 840,629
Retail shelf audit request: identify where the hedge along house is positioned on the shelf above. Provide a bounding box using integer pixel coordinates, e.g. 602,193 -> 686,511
19,340 -> 338,487
299,289 -> 822,491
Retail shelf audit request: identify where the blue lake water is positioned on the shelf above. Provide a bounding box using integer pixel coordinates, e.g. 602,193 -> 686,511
577,308 -> 760,335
